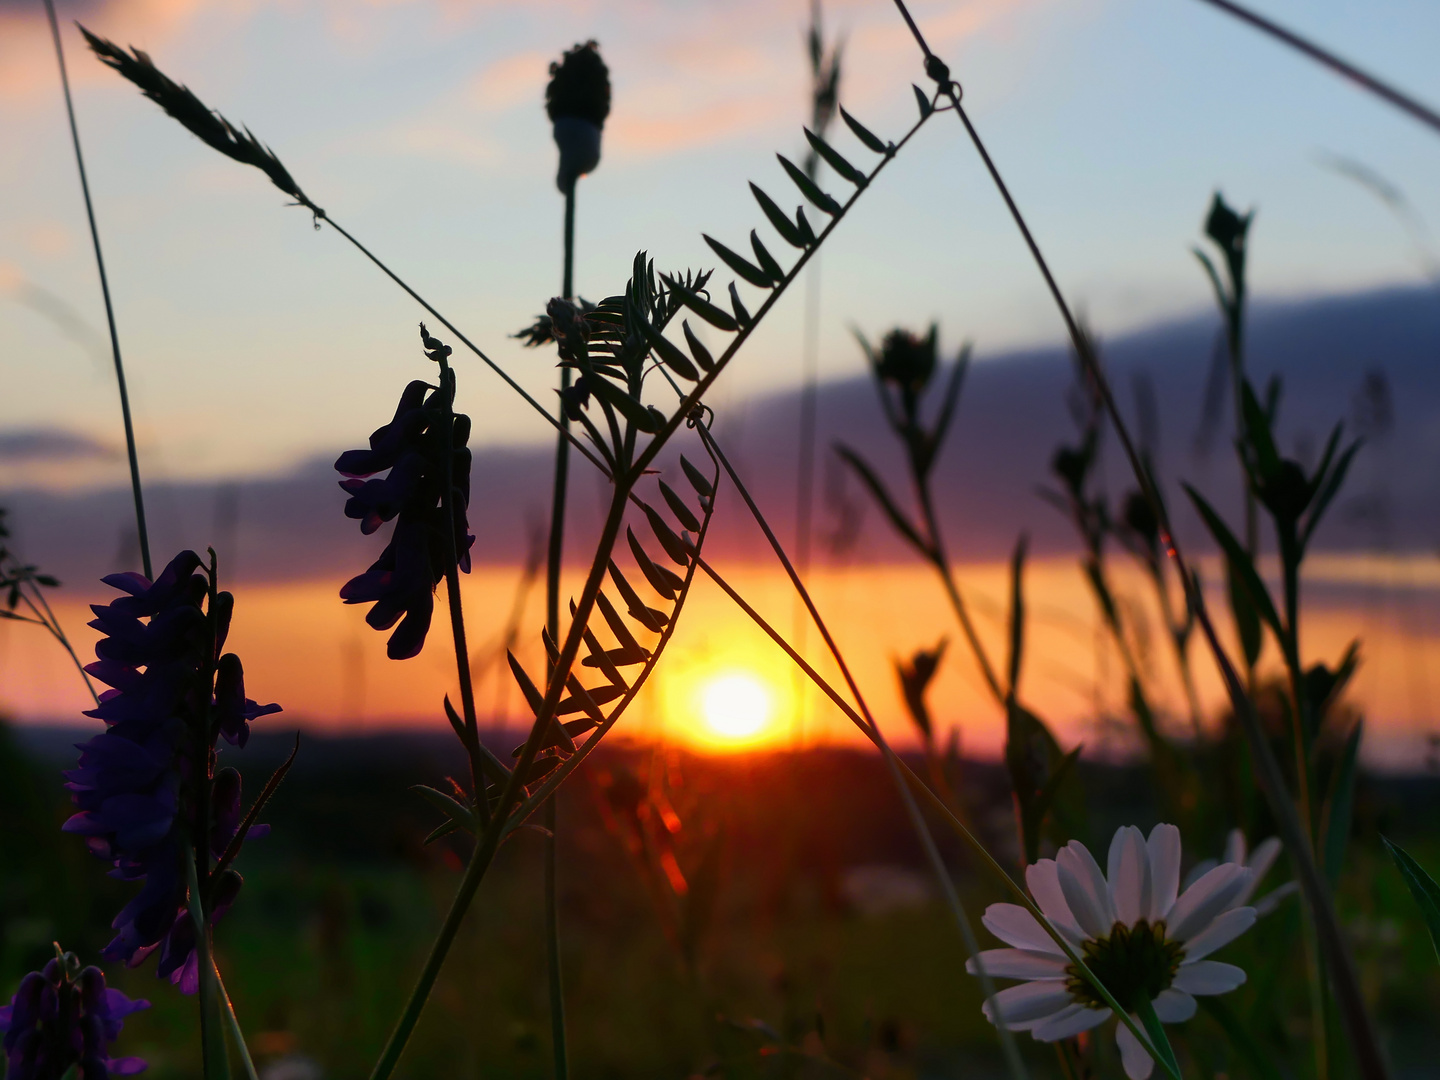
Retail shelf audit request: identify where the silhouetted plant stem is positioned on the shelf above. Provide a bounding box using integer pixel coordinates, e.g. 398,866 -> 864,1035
1191,0 -> 1440,136
8,586 -> 98,707
693,551 -> 1179,1078
185,847 -> 228,1080
369,485 -> 631,1080
214,963 -> 260,1080
543,182 -> 577,1080
790,257 -> 821,746
890,4 -> 1386,1072
45,2 -> 151,579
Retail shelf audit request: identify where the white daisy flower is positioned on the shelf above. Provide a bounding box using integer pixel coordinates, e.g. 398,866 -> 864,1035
968,824 -> 1258,1079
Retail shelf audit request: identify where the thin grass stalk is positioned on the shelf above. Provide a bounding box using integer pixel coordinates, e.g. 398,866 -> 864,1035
13,588 -> 99,706
184,846 -> 228,1079
790,256 -> 821,747
887,5 -> 1386,1072
543,182 -> 578,1080
1190,0 -> 1440,136
368,485 -> 632,1080
691,425 -> 1029,1080
45,3 -> 151,578
693,556 -> 1181,1079
213,963 -> 260,1080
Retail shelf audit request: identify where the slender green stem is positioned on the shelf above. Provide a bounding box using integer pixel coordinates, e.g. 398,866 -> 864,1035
185,847 -> 229,1080
213,962 -> 260,1080
887,4 -> 1386,1072
368,485 -> 632,1080
44,0 -> 150,579
1135,995 -> 1181,1080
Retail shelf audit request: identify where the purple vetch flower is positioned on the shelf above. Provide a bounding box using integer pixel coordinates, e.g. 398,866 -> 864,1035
336,329 -> 474,660
0,950 -> 150,1079
62,550 -> 280,992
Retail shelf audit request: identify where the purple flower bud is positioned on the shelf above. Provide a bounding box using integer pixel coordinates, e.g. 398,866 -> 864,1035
0,952 -> 149,1079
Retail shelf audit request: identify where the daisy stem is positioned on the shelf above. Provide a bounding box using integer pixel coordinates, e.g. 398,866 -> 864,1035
1135,996 -> 1182,1080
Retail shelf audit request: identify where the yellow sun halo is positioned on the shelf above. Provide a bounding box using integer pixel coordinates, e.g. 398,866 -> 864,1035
700,672 -> 772,741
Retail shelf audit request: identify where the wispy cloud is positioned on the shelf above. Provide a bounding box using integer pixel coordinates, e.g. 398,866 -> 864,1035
0,426 -> 117,463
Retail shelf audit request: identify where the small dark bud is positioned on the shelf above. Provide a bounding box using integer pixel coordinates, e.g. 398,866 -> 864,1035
1051,445 -> 1089,495
1121,491 -> 1159,549
873,326 -> 937,396
547,41 -> 610,193
1258,458 -> 1310,522
924,54 -> 951,87
1205,193 -> 1250,256
419,322 -> 452,364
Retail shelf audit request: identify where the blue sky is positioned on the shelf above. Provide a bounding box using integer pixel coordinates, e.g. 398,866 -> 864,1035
3,0 -> 1440,484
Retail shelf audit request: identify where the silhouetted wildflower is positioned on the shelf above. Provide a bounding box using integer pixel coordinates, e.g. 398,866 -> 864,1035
336,333 -> 473,660
547,41 -> 610,194
0,950 -> 149,1079
62,551 -> 279,992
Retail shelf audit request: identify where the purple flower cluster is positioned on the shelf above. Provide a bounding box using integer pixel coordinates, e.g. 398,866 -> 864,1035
61,551 -> 280,992
336,351 -> 474,660
0,952 -> 149,1079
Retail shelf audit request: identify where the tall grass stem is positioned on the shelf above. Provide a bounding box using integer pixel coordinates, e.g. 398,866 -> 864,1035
44,2 -> 152,579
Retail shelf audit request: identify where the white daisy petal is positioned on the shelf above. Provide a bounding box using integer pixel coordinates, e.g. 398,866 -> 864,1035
1254,881 -> 1299,917
1116,1018 -> 1156,1080
1147,824 -> 1181,920
982,903 -> 1066,955
1167,864 -> 1253,940
1182,906 -> 1256,961
981,981 -> 1075,1027
1109,826 -> 1152,926
1172,960 -> 1247,995
1153,989 -> 1197,1023
1031,1003 -> 1112,1042
1223,828 -> 1246,866
1058,843 -> 1115,938
1182,858 -> 1218,892
1026,860 -> 1086,944
1237,837 -> 1282,905
966,948 -> 1068,980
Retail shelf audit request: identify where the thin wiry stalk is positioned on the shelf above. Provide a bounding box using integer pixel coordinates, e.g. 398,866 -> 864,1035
47,7 -> 151,578
8,588 -> 99,707
213,963 -> 260,1080
692,425 -> 1030,1080
184,846 -> 228,1080
692,555 -> 1178,1077
886,3 -> 1387,1074
543,180 -> 578,1080
1191,0 -> 1440,136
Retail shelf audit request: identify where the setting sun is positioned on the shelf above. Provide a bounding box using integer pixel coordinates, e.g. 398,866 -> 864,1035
699,672 -> 773,742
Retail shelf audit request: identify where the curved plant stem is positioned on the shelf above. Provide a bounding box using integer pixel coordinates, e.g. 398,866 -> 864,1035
44,1 -> 151,579
888,4 -> 1386,1074
1191,0 -> 1440,136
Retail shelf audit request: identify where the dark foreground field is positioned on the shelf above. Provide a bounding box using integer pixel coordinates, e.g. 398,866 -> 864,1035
4,723 -> 1439,1079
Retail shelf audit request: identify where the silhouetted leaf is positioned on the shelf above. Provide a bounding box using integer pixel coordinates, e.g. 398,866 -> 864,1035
680,321 -> 715,373
749,231 -> 785,283
412,784 -> 477,837
778,154 -> 842,215
608,560 -> 667,632
728,282 -> 751,328
750,183 -> 806,249
839,104 -> 888,154
662,274 -> 738,332
643,502 -> 693,566
704,234 -> 775,288
659,480 -> 702,533
928,347 -> 971,459
1006,535 -> 1028,700
1383,837 -> 1440,962
912,84 -> 933,119
803,127 -> 866,187
1185,485 -> 1282,642
628,527 -> 682,599
507,651 -> 546,717
1304,438 -> 1361,551
835,445 -> 927,556
591,376 -> 661,433
795,207 -> 818,246
638,319 -> 700,382
681,455 -> 715,499
594,592 -> 651,664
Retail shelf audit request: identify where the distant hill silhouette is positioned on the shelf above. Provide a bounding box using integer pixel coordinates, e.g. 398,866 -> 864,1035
5,284 -> 1439,588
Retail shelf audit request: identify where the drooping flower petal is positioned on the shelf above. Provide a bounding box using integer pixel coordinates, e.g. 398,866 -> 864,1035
1147,823 -> 1181,921
1115,1017 -> 1156,1080
1030,1003 -> 1111,1042
981,981 -> 1074,1028
1181,906 -> 1256,961
1237,837 -> 1282,905
1172,960 -> 1247,995
965,949 -> 1067,980
981,904 -> 1066,955
1152,988 -> 1197,1022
